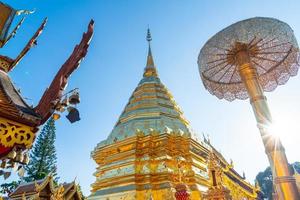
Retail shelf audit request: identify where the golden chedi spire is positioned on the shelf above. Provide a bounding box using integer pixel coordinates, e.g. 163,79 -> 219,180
144,28 -> 158,77
89,29 -> 259,200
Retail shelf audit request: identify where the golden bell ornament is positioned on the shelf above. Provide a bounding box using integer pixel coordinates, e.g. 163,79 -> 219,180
15,151 -> 23,163
58,106 -> 65,113
9,161 -> 16,170
61,97 -> 69,107
3,171 -> 11,180
18,166 -> 25,177
7,149 -> 17,159
68,91 -> 80,105
52,113 -> 61,120
22,153 -> 30,164
0,160 -> 6,168
55,104 -> 61,111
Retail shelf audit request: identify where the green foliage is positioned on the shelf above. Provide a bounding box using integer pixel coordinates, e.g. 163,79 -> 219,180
256,162 -> 300,200
0,181 -> 20,196
23,118 -> 58,182
256,166 -> 273,199
293,162 -> 300,173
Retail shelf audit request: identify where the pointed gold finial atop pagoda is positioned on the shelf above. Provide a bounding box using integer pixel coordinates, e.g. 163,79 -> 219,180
143,28 -> 158,77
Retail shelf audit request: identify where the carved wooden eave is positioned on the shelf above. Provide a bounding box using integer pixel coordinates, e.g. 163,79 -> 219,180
0,19 -> 46,128
0,72 -> 41,126
0,19 -> 93,127
0,10 -> 94,161
0,18 -> 47,73
34,19 -> 94,125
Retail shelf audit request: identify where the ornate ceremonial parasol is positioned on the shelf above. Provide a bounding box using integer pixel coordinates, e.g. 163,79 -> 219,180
198,17 -> 300,199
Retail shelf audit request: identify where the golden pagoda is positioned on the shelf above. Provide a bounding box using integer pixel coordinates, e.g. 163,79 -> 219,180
89,30 -> 260,200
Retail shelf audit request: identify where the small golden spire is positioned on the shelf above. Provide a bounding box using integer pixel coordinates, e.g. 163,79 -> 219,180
144,28 -> 157,77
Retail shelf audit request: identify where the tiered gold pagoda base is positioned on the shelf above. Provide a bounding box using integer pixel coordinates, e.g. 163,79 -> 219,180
89,188 -> 202,200
89,133 -> 258,200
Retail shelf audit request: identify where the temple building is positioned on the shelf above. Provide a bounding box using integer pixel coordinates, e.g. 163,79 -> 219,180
88,30 -> 260,200
8,175 -> 82,200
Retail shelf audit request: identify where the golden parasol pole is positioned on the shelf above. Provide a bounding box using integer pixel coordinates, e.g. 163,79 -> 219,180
236,50 -> 300,200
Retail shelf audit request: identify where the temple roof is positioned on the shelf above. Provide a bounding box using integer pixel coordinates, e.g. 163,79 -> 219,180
9,179 -> 45,197
63,182 -> 82,200
0,70 -> 41,126
0,17 -> 47,127
9,176 -> 82,200
95,29 -> 192,148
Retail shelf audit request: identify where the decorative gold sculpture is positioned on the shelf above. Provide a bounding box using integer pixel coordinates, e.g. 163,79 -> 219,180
198,17 -> 300,199
204,152 -> 232,200
51,185 -> 65,200
0,117 -> 35,148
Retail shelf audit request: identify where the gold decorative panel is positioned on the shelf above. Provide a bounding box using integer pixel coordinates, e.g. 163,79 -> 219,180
0,117 -> 35,148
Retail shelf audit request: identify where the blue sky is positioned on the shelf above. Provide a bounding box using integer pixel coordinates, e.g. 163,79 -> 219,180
1,0 -> 300,195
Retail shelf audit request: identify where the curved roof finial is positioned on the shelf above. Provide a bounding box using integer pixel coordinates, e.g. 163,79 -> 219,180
144,27 -> 157,77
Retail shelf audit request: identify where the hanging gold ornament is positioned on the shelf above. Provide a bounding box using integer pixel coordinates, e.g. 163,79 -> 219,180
7,148 -> 17,159
15,151 -> 23,162
58,106 -> 65,113
3,171 -> 11,180
0,160 -> 6,168
52,113 -> 61,121
18,166 -> 25,177
22,153 -> 30,164
61,97 -> 69,107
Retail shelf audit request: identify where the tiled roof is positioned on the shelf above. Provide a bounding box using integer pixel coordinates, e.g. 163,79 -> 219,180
0,71 -> 41,126
9,180 -> 43,197
63,182 -> 74,193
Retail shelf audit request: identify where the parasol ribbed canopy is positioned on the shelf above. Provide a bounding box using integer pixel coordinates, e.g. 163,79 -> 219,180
198,17 -> 300,101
